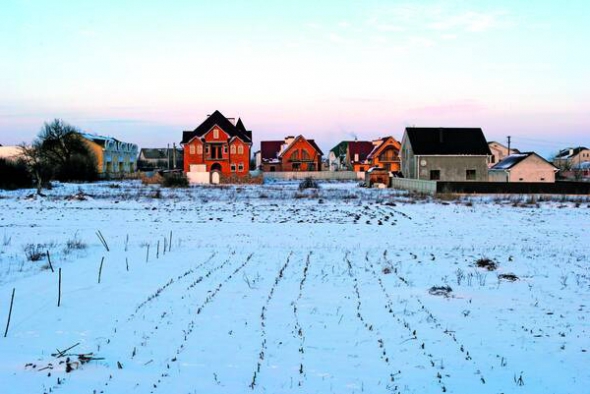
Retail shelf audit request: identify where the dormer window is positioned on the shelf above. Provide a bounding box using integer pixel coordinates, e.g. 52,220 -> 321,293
213,128 -> 219,139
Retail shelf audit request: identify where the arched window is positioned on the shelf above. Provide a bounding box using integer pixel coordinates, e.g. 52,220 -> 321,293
238,145 -> 244,154
301,150 -> 310,160
231,145 -> 236,154
290,150 -> 300,161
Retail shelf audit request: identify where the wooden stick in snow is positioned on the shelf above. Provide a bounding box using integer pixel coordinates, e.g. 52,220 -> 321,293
4,288 -> 15,338
157,240 -> 160,259
146,244 -> 150,263
98,257 -> 104,284
58,268 -> 62,307
126,257 -> 129,272
47,250 -> 54,273
96,231 -> 109,252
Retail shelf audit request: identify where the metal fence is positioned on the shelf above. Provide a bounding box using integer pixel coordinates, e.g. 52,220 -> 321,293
390,178 -> 437,194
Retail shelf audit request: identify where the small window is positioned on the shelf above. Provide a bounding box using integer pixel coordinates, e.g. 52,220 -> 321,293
430,170 -> 440,180
519,178 -> 524,181
238,163 -> 244,172
197,145 -> 203,154
231,145 -> 236,154
359,167 -> 365,172
230,164 -> 236,172
205,145 -> 210,154
270,166 -> 276,172
238,145 -> 244,154
466,169 -> 476,180
223,146 -> 228,154
189,145 -> 195,155
540,177 -> 545,181
291,150 -> 300,161
213,128 -> 219,139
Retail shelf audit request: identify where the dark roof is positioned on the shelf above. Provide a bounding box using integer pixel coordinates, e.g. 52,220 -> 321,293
330,141 -> 349,157
307,139 -> 324,156
349,141 -> 374,162
491,152 -> 557,170
140,148 -> 182,160
555,146 -> 588,159
181,110 -> 252,144
405,127 -> 491,155
260,140 -> 284,160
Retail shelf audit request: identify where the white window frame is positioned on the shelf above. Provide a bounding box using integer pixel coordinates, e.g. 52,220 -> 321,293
230,164 -> 236,172
231,145 -> 236,154
238,162 -> 244,172
197,144 -> 203,154
238,145 -> 244,154
213,128 -> 219,139
189,145 -> 195,155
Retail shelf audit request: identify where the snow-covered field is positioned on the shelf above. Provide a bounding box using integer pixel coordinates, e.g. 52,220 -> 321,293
0,181 -> 589,394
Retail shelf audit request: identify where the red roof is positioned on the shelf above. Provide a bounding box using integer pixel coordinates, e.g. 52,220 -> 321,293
348,141 -> 374,162
260,140 -> 283,160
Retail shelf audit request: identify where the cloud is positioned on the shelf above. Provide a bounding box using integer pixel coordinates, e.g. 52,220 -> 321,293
367,3 -> 511,37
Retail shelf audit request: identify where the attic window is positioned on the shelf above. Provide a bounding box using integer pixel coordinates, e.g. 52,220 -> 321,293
189,145 -> 195,155
213,129 -> 219,139
238,145 -> 244,154
231,145 -> 236,154
197,145 -> 203,154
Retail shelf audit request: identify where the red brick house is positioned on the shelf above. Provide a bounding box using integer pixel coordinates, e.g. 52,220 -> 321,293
181,110 -> 252,177
258,135 -> 323,172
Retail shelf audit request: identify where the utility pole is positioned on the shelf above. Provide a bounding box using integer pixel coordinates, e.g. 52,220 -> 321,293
167,144 -> 170,170
173,143 -> 177,169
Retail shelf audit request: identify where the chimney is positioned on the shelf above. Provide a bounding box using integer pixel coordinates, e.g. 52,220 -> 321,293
284,136 -> 295,146
227,117 -> 236,126
439,128 -> 444,144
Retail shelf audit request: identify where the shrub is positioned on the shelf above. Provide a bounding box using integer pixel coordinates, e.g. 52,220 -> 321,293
161,173 -> 189,188
24,243 -> 45,262
298,177 -> 319,191
0,158 -> 33,190
476,258 -> 498,271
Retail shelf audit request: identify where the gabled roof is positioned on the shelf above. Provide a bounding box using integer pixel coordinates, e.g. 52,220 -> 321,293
181,110 -> 252,144
349,141 -> 375,162
491,152 -> 558,171
555,146 -> 588,159
260,136 -> 323,161
260,140 -> 284,161
330,141 -> 349,157
367,137 -> 401,160
405,127 -> 491,155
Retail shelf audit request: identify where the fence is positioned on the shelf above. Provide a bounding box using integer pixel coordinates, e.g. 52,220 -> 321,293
263,171 -> 364,181
437,181 -> 590,195
390,178 -> 437,194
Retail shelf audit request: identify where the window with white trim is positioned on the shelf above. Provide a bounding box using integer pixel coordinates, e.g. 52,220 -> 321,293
230,164 -> 236,172
238,145 -> 244,154
223,145 -> 228,154
189,145 -> 195,155
197,145 -> 203,154
213,128 -> 219,139
238,162 -> 244,172
231,145 -> 236,154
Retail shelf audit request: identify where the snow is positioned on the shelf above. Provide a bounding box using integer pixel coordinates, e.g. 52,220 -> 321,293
0,181 -> 589,394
